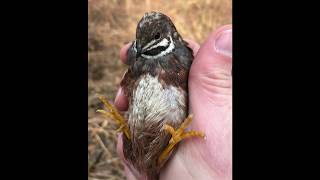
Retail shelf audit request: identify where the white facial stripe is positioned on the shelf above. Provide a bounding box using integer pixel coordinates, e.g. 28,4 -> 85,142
142,39 -> 157,50
141,36 -> 175,59
146,38 -> 169,51
133,40 -> 137,52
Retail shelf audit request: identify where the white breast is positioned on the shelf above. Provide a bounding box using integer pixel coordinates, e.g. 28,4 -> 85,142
128,74 -> 187,129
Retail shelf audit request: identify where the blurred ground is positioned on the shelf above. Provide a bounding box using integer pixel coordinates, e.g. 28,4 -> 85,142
88,0 -> 231,179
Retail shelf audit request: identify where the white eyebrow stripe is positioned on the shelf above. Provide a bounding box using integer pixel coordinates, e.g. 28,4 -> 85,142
146,38 -> 169,51
141,36 -> 175,59
142,39 -> 157,50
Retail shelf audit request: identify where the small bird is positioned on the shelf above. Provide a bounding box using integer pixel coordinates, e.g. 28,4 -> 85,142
98,12 -> 204,180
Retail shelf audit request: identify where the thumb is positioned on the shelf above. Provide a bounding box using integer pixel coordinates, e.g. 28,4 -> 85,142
187,25 -> 232,178
189,25 -> 232,107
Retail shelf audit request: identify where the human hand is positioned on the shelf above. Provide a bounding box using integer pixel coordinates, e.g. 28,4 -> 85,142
115,25 -> 232,180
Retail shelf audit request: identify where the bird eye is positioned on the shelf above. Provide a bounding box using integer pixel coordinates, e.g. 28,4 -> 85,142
154,33 -> 160,40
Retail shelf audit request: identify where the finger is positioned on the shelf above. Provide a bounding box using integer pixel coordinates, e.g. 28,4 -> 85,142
184,39 -> 200,56
120,43 -> 132,64
114,87 -> 129,111
124,165 -> 138,180
191,25 -> 232,74
189,24 -> 232,160
186,25 -> 232,178
116,134 -> 125,163
117,135 -> 139,180
189,25 -> 232,101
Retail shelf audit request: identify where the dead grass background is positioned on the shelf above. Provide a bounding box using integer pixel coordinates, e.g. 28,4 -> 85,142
88,0 -> 231,179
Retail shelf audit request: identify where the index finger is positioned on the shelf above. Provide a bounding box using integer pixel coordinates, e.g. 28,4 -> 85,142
119,43 -> 132,64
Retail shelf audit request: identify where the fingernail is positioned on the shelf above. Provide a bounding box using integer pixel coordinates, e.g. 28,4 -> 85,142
214,29 -> 232,58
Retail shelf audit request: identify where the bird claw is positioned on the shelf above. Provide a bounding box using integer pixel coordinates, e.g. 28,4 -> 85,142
158,115 -> 205,164
96,95 -> 131,139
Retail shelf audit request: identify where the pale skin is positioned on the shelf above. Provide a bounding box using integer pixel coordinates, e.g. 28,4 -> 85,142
115,25 -> 232,180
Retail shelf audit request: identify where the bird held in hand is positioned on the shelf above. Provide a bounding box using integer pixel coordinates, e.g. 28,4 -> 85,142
98,12 -> 205,180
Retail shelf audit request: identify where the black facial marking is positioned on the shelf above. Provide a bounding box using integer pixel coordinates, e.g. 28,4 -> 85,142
143,44 -> 169,56
154,33 -> 160,40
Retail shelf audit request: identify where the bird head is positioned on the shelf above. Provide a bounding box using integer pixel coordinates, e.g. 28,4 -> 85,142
134,12 -> 180,59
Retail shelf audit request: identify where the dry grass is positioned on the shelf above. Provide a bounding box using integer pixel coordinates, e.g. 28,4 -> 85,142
88,0 -> 231,179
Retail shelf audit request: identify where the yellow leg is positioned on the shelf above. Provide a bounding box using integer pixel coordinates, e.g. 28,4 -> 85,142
158,115 -> 205,164
96,95 -> 131,139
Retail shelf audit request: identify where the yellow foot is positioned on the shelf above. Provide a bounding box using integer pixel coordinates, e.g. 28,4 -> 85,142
96,95 -> 131,139
158,115 -> 205,164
